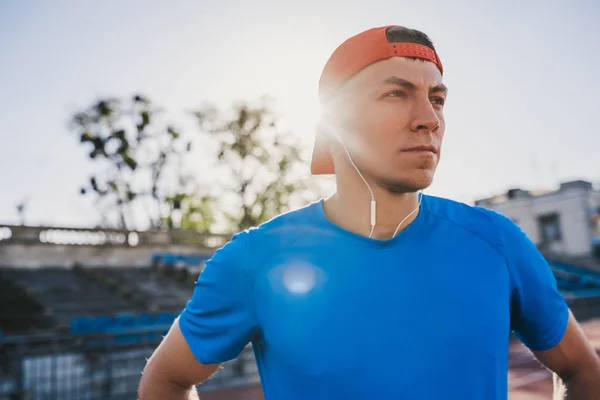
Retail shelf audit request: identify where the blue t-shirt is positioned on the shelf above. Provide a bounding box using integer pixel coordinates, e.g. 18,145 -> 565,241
179,194 -> 569,399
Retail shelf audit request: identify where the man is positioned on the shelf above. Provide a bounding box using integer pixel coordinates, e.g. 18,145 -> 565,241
139,25 -> 600,399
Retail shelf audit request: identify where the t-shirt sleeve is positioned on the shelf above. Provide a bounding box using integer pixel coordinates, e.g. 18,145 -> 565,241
178,230 -> 259,364
497,214 -> 569,352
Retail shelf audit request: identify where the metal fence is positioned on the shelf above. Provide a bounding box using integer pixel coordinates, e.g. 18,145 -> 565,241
0,328 -> 259,400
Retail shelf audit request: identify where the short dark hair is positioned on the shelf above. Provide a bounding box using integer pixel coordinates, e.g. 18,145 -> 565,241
385,26 -> 436,53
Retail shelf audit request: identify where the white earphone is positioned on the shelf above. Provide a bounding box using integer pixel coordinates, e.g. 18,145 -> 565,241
318,118 -> 422,239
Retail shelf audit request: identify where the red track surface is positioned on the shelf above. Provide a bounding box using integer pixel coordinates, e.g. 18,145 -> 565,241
200,385 -> 264,400
508,318 -> 600,399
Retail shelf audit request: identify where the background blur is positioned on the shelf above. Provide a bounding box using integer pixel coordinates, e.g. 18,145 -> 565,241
1,1 -> 599,399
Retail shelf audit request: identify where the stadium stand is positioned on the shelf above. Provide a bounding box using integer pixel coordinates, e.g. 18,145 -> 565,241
0,260 -> 259,399
80,266 -> 193,313
0,265 -> 198,339
0,273 -> 54,335
0,267 -> 136,330
546,259 -> 600,321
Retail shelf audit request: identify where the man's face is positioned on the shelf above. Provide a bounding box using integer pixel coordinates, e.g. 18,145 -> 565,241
326,57 -> 447,193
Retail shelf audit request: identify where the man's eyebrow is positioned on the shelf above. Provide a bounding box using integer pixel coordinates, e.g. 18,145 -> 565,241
381,76 -> 417,90
431,84 -> 448,95
381,76 -> 448,95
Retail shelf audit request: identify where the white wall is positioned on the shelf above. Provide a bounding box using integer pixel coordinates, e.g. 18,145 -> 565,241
590,191 -> 600,246
0,225 -> 226,268
479,186 -> 596,257
0,243 -> 213,268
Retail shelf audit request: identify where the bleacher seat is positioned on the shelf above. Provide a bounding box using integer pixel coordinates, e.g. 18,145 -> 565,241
91,316 -> 113,332
136,313 -> 155,326
151,252 -> 211,268
115,314 -> 136,327
156,312 -> 176,326
70,317 -> 94,335
136,313 -> 158,341
68,312 -> 178,346
548,260 -> 600,299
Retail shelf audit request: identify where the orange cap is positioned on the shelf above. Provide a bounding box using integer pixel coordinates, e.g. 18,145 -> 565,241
311,25 -> 443,175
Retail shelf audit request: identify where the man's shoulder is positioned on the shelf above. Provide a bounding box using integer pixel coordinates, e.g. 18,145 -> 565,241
247,200 -> 321,239
424,194 -> 512,249
224,201 -> 322,267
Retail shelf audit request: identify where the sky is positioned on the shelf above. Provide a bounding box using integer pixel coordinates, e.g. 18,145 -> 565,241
0,0 -> 599,228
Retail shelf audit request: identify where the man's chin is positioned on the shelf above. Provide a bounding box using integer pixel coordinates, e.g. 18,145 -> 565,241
378,172 -> 435,194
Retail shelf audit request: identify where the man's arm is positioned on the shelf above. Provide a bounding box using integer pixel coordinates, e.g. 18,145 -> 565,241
532,311 -> 600,400
138,318 -> 220,400
138,230 -> 258,399
488,210 -> 600,399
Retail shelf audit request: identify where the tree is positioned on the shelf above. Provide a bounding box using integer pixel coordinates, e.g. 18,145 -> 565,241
194,97 -> 316,231
71,95 -> 213,231
162,192 -> 215,232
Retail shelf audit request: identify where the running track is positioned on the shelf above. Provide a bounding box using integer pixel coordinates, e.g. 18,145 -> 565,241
508,318 -> 600,399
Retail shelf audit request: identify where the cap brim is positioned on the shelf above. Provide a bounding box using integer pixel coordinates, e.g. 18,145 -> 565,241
310,131 -> 335,175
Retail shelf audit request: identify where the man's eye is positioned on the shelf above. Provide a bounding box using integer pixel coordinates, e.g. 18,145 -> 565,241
431,97 -> 446,106
386,90 -> 407,98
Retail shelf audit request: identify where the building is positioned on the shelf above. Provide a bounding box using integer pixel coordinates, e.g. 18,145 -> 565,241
475,180 -> 600,258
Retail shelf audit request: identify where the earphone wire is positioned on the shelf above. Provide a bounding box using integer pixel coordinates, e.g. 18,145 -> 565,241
392,190 -> 423,238
341,137 -> 423,239
326,120 -> 422,239
337,137 -> 377,238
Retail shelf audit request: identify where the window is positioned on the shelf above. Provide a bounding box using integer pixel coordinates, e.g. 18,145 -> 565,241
538,213 -> 562,242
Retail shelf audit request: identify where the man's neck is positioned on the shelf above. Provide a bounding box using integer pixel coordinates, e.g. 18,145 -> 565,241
323,179 -> 421,240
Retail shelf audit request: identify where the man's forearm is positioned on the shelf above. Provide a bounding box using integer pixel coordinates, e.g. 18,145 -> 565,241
553,370 -> 600,399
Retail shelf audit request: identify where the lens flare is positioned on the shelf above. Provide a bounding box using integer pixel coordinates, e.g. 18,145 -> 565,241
282,264 -> 318,294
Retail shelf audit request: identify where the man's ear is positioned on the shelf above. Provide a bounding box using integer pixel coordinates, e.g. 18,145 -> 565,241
311,116 -> 337,175
315,117 -> 330,140
316,114 -> 341,144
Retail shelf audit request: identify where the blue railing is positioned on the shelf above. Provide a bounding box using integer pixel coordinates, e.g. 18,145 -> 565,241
151,252 -> 211,268
69,312 -> 179,348
549,260 -> 600,298
70,312 -> 178,335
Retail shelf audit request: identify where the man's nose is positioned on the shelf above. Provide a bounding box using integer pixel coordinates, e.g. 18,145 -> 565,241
409,98 -> 440,133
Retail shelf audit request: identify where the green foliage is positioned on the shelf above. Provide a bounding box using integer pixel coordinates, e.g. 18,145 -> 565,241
71,95 -> 210,230
162,193 -> 215,232
72,94 -> 317,233
194,97 -> 314,231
